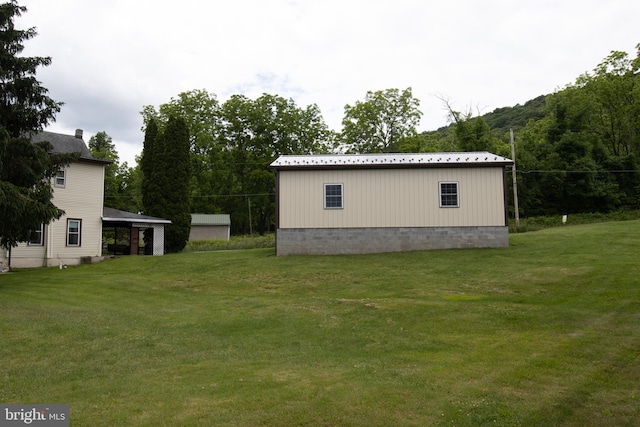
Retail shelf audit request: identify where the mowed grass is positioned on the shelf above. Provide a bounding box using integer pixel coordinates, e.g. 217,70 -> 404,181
1,222 -> 639,426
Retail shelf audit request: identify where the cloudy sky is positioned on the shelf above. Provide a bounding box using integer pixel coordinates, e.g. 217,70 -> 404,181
18,0 -> 640,165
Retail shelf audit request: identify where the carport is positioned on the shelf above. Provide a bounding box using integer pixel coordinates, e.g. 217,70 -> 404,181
102,207 -> 171,256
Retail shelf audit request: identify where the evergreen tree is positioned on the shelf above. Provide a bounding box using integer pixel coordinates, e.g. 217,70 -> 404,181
0,0 -> 75,250
0,1 -> 61,137
140,90 -> 221,214
141,118 -> 158,215
160,115 -> 191,253
140,116 -> 191,253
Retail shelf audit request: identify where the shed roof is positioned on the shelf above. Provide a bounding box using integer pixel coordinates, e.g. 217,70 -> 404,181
270,152 -> 513,170
191,214 -> 231,226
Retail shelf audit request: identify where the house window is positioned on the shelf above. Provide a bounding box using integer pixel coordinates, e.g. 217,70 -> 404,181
55,169 -> 66,188
28,223 -> 44,246
324,183 -> 343,209
439,182 -> 459,207
67,219 -> 81,246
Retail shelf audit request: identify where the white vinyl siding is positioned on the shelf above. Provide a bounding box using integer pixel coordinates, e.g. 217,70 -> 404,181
278,167 -> 506,229
51,162 -> 103,256
9,160 -> 105,267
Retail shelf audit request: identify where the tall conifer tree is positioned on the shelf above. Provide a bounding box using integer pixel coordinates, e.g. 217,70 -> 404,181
161,115 -> 191,252
141,118 -> 158,215
0,1 -> 76,250
140,116 -> 191,253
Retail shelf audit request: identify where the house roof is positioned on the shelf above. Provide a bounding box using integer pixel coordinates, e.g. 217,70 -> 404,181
30,130 -> 111,164
103,207 -> 171,224
191,214 -> 231,226
270,152 -> 513,170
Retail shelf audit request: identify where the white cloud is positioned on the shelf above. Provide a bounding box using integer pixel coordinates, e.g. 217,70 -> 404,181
16,0 -> 640,164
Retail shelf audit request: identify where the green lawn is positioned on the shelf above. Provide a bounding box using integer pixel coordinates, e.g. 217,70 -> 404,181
1,221 -> 639,426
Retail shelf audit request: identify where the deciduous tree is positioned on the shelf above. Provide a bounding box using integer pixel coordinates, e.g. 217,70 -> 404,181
89,131 -> 119,205
341,88 -> 422,153
440,97 -> 499,152
216,93 -> 331,234
574,46 -> 640,157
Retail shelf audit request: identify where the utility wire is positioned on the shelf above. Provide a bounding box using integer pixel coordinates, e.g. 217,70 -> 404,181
516,169 -> 640,174
105,193 -> 275,199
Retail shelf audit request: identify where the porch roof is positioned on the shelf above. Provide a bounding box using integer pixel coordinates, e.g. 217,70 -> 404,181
102,207 -> 171,225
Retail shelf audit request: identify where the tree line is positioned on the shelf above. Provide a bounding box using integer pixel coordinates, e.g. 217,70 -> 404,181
104,42 -> 640,236
413,45 -> 640,218
103,87 -> 424,237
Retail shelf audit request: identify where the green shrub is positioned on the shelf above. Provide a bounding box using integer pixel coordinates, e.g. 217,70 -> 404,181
184,233 -> 275,252
509,209 -> 640,233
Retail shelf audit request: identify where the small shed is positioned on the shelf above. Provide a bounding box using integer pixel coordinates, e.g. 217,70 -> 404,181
189,214 -> 231,241
270,152 -> 513,256
102,207 -> 171,255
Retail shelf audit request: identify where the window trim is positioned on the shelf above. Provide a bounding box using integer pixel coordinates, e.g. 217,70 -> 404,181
439,181 -> 460,208
67,219 -> 81,247
28,223 -> 44,246
324,183 -> 344,209
54,169 -> 66,188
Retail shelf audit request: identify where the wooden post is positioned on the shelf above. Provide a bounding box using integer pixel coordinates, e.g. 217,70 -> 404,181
130,227 -> 139,255
248,196 -> 253,237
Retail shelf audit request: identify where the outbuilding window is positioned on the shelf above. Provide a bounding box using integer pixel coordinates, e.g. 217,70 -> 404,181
439,182 -> 459,207
324,183 -> 343,209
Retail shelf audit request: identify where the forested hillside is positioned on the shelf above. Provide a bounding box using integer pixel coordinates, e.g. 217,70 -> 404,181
483,95 -> 547,131
425,45 -> 640,217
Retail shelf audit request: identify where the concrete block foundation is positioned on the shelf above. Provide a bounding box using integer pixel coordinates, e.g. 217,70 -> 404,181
276,226 -> 509,256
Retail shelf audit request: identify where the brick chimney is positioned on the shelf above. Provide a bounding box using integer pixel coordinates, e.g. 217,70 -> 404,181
75,129 -> 83,139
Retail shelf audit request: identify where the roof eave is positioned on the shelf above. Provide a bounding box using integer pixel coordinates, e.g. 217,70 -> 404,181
271,161 -> 513,171
77,157 -> 113,165
102,217 -> 172,224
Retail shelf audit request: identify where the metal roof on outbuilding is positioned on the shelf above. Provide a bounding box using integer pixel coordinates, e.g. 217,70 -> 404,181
270,152 -> 513,170
191,214 -> 231,226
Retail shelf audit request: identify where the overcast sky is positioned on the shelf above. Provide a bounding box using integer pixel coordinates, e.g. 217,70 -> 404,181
18,0 -> 640,165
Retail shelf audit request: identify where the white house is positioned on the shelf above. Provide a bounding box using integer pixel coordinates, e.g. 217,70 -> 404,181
3,130 -> 110,268
270,152 -> 514,256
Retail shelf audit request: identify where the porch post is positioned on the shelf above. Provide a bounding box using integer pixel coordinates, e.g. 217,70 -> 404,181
130,227 -> 139,255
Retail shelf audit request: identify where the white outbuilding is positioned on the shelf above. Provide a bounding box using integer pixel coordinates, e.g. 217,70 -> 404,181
270,152 -> 513,256
189,214 -> 231,241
